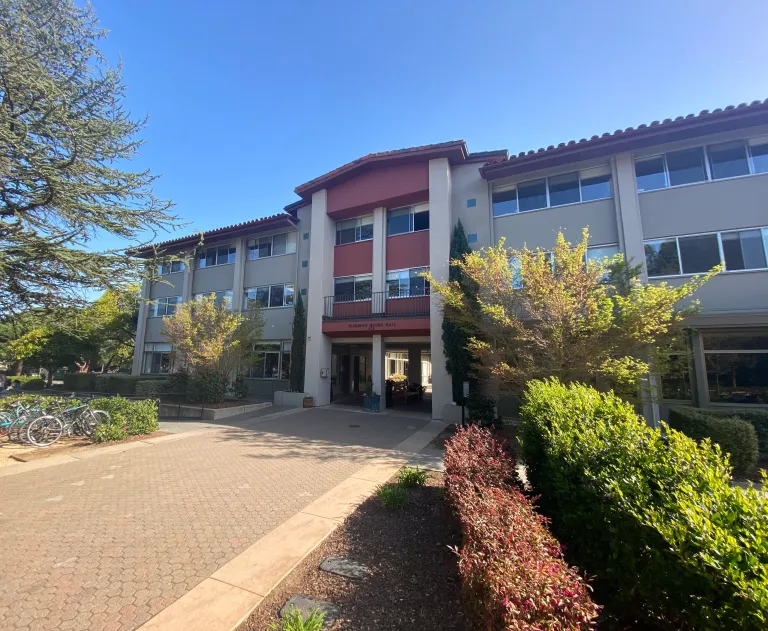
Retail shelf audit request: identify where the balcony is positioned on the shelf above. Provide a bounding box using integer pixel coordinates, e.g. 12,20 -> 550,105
323,291 -> 430,320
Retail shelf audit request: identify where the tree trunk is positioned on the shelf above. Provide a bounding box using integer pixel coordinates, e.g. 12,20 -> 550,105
46,365 -> 54,388
13,360 -> 22,376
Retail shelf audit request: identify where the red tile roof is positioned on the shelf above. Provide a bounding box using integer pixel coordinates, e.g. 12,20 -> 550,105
132,213 -> 296,256
481,99 -> 768,180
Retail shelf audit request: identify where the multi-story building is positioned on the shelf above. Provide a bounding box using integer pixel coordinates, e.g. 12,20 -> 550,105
132,99 -> 768,420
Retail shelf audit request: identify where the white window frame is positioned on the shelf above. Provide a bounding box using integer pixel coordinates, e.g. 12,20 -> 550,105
635,137 -> 768,194
492,166 -> 613,218
248,341 -> 291,380
644,226 -> 768,279
247,232 -> 297,260
386,267 -> 430,299
243,283 -> 294,309
386,203 -> 429,236
152,296 -> 182,317
335,216 -> 374,246
193,290 -> 234,309
333,274 -> 373,302
196,245 -> 236,269
157,261 -> 185,275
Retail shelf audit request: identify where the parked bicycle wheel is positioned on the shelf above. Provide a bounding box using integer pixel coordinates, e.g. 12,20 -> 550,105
26,415 -> 64,447
79,409 -> 110,437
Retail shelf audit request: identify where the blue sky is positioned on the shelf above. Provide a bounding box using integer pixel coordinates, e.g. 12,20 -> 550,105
90,0 -> 768,249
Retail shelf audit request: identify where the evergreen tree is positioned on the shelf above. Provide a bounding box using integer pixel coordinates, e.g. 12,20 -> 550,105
0,0 -> 177,313
289,292 -> 307,392
442,220 -> 477,403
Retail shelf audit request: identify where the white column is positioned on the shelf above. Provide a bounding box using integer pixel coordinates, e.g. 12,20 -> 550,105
372,334 -> 385,397
407,345 -> 421,385
304,189 -> 335,404
131,277 -> 151,376
372,206 -> 387,315
428,158 -> 453,420
181,257 -> 194,303
231,236 -> 247,313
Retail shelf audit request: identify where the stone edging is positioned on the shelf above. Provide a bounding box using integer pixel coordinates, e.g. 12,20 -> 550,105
136,421 -> 448,631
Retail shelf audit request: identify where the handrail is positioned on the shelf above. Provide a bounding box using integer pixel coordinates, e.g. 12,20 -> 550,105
323,291 -> 430,320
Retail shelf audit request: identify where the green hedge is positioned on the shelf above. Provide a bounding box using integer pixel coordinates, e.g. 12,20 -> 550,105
62,373 -> 98,391
520,379 -> 768,631
668,407 -> 758,476
135,379 -> 169,396
670,407 -> 768,453
91,397 -> 159,442
20,377 -> 45,391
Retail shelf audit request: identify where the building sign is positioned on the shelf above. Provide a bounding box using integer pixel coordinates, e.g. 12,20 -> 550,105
322,317 -> 430,337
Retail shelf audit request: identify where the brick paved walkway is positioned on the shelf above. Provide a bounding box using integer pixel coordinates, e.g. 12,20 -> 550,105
0,408 -> 430,631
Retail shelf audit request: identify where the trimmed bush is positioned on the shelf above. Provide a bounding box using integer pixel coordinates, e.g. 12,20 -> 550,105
467,392 -> 503,429
670,406 -> 768,453
668,407 -> 758,476
135,379 -> 169,397
19,377 -> 45,391
445,425 -> 599,630
520,379 -> 768,631
90,397 -> 159,441
62,373 -> 98,391
92,422 -> 127,442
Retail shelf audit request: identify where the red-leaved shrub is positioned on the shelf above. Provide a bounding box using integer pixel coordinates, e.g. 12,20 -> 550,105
445,426 -> 599,631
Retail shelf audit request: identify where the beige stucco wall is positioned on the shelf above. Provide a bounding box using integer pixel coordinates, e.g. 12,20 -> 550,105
243,253 -> 297,289
296,204 -> 312,296
191,263 -> 235,294
493,197 -> 618,250
143,317 -> 167,343
148,273 -> 184,299
639,173 -> 768,239
451,163 -> 492,249
260,307 -> 294,340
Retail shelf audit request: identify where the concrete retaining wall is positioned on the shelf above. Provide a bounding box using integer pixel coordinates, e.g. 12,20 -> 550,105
273,391 -> 311,408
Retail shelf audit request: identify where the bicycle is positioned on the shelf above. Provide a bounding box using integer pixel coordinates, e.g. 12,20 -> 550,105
26,401 -> 110,447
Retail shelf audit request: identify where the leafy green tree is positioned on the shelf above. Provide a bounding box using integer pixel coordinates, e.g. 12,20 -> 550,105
289,292 -> 306,392
430,229 -> 719,400
0,0 -> 177,313
442,220 -> 478,403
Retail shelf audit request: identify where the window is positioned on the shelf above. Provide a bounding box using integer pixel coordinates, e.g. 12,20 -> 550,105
666,147 -> 707,186
661,352 -> 693,401
704,330 -> 768,404
336,216 -> 373,245
197,245 -> 236,268
334,275 -> 372,302
644,228 -> 768,277
750,140 -> 768,174
143,343 -> 172,374
158,261 -> 184,275
492,168 -> 612,217
387,205 -> 429,236
635,157 -> 667,192
243,283 -> 294,309
249,341 -> 292,379
386,267 -> 429,298
644,239 -> 681,277
193,290 -> 233,309
677,234 -> 720,274
153,296 -> 181,317
708,141 -> 750,179
247,232 -> 296,259
586,244 -> 620,265
508,256 -> 523,289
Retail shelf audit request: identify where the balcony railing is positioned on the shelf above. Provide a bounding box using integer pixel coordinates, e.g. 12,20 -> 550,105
323,291 -> 430,320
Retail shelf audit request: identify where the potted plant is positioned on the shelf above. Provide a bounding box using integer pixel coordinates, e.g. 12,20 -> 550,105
363,377 -> 380,413
303,395 -> 313,408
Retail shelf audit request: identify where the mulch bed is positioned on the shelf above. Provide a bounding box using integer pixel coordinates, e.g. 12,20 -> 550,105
8,431 -> 168,462
240,471 -> 471,631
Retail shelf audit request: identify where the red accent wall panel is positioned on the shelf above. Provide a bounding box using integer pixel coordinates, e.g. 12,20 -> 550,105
386,231 -> 430,270
327,163 -> 429,218
334,240 -> 373,277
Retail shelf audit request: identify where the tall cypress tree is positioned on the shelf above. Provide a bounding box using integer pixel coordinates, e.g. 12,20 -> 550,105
289,292 -> 307,392
442,220 -> 476,403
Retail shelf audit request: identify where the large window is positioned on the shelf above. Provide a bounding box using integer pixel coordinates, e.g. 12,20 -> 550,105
634,137 -> 768,192
158,261 -> 184,275
661,351 -> 694,401
336,216 -> 373,245
193,290 -> 233,309
152,296 -> 181,317
509,245 -> 618,288
197,245 -> 236,269
704,330 -> 768,404
248,232 -> 297,259
143,343 -> 172,374
387,204 -> 429,236
644,227 -> 768,277
492,167 -> 612,217
249,341 -> 291,379
334,274 -> 372,302
243,283 -> 294,309
386,267 -> 430,298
